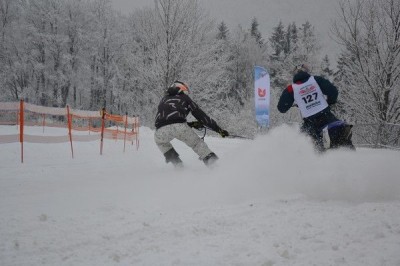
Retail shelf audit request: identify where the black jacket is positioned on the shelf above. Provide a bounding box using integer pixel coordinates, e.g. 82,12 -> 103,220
277,71 -> 339,131
155,87 -> 222,132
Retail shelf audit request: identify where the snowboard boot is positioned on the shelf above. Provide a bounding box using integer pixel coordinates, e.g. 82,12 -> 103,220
164,148 -> 183,168
203,152 -> 218,167
329,124 -> 355,150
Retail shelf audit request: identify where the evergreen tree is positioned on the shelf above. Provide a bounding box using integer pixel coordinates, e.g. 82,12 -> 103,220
297,21 -> 319,64
269,21 -> 285,58
284,22 -> 298,55
216,21 -> 229,40
250,17 -> 263,45
320,55 -> 333,79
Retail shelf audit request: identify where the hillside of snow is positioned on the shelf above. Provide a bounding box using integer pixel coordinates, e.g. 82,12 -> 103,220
1,124 -> 400,266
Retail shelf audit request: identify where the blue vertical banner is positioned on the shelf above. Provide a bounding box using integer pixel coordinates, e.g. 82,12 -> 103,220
254,66 -> 270,127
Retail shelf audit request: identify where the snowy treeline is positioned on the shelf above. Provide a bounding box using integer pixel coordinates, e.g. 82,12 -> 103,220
0,0 -> 399,143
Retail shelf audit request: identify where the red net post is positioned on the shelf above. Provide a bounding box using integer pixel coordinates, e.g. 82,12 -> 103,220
19,99 -> 24,163
123,113 -> 128,152
42,114 -> 46,133
67,105 -> 74,159
100,108 -> 105,155
136,117 -> 140,150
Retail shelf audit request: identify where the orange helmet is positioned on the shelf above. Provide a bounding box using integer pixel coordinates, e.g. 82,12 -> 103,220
170,80 -> 189,94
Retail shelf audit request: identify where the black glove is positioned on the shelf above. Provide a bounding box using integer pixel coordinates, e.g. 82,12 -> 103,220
187,121 -> 204,130
218,129 -> 229,138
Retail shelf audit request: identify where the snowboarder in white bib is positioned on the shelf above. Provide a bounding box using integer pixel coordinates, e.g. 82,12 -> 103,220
277,64 -> 354,152
154,81 -> 229,167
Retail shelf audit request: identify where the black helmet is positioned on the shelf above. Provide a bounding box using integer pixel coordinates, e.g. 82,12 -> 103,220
293,63 -> 310,74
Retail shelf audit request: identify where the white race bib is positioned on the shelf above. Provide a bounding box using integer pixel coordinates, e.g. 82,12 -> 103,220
292,76 -> 328,118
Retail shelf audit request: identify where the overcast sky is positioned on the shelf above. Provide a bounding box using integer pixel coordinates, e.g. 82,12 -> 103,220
111,0 -> 341,61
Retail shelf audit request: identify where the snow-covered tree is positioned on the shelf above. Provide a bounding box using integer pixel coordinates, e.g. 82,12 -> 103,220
250,17 -> 263,46
269,21 -> 286,58
297,21 -> 320,64
216,21 -> 229,40
127,0 -> 234,125
63,0 -> 91,108
24,0 -> 57,106
320,54 -> 333,79
87,0 -> 125,111
332,0 -> 400,145
284,22 -> 298,55
0,0 -> 27,101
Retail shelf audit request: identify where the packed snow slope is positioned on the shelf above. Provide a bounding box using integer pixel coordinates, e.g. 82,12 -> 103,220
1,124 -> 400,266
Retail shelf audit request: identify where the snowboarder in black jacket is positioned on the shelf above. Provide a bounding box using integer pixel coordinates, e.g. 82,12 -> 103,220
277,64 -> 354,151
154,81 -> 229,167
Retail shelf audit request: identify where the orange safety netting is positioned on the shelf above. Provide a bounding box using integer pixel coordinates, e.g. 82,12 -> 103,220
0,100 -> 139,163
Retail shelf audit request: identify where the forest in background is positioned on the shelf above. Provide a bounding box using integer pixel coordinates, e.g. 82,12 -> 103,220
0,0 -> 399,146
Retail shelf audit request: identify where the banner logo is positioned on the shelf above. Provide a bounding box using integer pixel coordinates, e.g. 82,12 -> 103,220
258,88 -> 266,97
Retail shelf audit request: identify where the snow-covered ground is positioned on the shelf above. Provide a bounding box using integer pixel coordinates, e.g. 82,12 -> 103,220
1,124 -> 400,266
